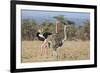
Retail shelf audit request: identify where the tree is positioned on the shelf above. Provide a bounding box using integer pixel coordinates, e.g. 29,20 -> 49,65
76,20 -> 90,40
83,20 -> 90,40
41,20 -> 55,33
21,19 -> 37,40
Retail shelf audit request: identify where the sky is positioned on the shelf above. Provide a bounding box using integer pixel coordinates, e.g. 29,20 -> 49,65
21,9 -> 90,25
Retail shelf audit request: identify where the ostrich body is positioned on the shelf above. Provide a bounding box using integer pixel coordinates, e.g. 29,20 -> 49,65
36,32 -> 52,41
46,33 -> 64,56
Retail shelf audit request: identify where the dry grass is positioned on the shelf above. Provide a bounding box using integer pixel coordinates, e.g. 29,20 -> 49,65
21,40 -> 90,63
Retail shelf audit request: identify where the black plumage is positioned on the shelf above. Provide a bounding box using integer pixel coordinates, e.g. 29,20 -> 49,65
36,32 -> 52,41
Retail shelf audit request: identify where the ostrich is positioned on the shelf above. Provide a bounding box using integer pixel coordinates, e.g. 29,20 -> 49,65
50,15 -> 74,57
36,31 -> 52,55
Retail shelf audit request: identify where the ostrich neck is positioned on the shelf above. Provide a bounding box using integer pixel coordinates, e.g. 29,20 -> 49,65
64,25 -> 67,41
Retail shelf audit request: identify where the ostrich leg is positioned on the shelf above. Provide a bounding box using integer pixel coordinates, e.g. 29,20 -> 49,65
40,39 -> 48,56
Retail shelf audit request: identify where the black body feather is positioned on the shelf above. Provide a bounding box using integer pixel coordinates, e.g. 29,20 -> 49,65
36,32 -> 52,41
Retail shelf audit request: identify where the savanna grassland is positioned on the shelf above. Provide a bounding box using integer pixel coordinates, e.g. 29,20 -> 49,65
21,40 -> 90,63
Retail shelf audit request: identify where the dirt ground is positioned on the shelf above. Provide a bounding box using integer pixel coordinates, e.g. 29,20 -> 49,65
21,40 -> 90,63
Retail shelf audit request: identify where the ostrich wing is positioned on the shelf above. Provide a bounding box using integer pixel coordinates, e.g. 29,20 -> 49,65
38,34 -> 45,39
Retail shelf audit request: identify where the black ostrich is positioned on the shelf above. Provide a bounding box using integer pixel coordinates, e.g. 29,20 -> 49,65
36,32 -> 52,55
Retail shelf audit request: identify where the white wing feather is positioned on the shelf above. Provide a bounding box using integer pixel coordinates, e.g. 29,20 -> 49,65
39,34 -> 45,39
